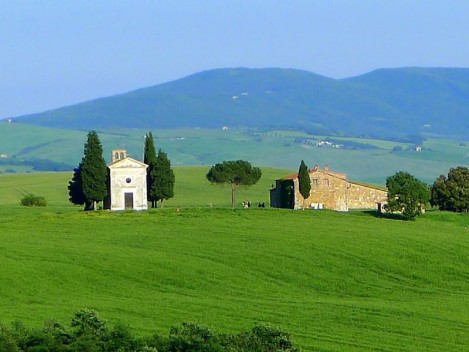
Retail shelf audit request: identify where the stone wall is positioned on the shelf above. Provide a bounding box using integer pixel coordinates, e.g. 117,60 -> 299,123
346,182 -> 387,210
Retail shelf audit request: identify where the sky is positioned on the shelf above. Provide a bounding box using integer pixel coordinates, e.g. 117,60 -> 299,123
2,0 -> 469,119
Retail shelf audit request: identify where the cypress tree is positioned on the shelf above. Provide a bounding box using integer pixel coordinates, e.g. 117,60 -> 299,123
144,132 -> 158,208
68,162 -> 89,209
80,131 -> 108,210
298,160 -> 311,209
152,149 -> 175,207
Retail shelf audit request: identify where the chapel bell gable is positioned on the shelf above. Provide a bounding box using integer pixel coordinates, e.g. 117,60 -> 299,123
112,148 -> 127,163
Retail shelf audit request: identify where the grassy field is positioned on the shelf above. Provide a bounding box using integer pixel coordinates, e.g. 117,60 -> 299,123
0,166 -> 288,208
1,170 -> 469,351
1,123 -> 468,183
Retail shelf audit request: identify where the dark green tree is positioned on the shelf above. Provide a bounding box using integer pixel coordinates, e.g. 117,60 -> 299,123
206,160 -> 262,208
385,171 -> 430,220
0,311 -> 301,352
69,309 -> 107,352
68,163 -> 89,209
106,323 -> 142,352
144,132 -> 158,208
431,174 -> 451,211
80,131 -> 108,211
169,323 -> 222,352
43,320 -> 73,346
152,149 -> 175,207
298,160 -> 311,208
70,308 -> 107,337
231,325 -> 300,352
430,166 -> 469,212
0,325 -> 19,352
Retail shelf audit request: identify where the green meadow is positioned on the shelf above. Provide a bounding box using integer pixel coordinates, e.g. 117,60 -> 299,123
1,169 -> 469,351
0,166 -> 286,208
1,123 -> 468,183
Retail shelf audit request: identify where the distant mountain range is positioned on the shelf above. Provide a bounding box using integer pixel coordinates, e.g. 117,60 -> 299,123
14,67 -> 469,139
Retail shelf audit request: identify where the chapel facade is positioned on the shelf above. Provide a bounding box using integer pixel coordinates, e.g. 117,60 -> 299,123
104,149 -> 148,211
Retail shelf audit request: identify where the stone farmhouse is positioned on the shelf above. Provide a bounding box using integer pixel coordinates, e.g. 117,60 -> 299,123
270,165 -> 387,211
104,149 -> 148,211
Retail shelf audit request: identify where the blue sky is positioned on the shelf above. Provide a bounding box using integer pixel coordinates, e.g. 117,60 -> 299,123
1,0 -> 469,119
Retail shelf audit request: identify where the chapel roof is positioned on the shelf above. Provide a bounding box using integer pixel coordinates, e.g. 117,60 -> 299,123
108,156 -> 148,168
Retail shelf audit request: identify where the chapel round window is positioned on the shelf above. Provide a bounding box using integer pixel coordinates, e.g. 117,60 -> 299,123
126,177 -> 132,184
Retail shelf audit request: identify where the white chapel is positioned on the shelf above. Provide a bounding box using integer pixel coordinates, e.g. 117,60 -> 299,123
105,149 -> 148,211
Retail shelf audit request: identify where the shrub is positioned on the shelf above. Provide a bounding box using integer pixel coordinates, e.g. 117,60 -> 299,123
20,194 -> 47,207
0,311 -> 301,352
0,325 -> 20,352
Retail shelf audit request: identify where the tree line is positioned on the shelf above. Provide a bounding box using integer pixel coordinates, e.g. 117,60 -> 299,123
0,309 -> 299,352
68,131 -> 175,211
386,166 -> 469,219
0,158 -> 74,172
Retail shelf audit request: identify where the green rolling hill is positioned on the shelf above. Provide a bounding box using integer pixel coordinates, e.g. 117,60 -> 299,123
0,172 -> 468,351
13,67 -> 469,139
1,123 -> 468,184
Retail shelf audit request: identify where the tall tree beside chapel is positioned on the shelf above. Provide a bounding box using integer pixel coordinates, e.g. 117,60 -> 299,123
298,160 -> 311,208
152,149 -> 175,207
68,162 -> 88,209
144,131 -> 158,208
80,131 -> 108,210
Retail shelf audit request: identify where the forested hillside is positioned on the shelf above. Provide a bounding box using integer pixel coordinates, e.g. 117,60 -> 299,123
14,67 -> 469,139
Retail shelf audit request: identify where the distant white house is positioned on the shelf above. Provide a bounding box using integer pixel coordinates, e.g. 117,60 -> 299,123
316,140 -> 342,148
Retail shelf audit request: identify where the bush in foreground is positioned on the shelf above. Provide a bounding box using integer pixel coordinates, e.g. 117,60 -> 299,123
0,309 -> 299,352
